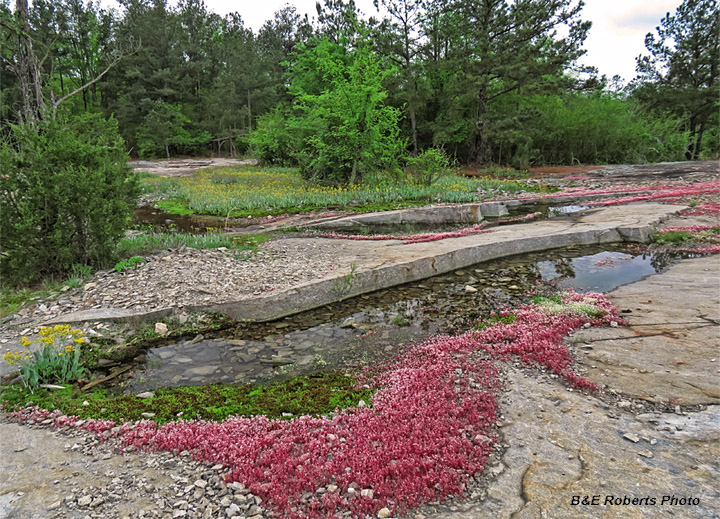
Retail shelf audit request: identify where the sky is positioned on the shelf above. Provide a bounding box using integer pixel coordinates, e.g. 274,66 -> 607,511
108,0 -> 684,82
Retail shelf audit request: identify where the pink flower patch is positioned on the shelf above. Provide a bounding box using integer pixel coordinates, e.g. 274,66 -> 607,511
316,224 -> 493,244
120,340 -> 501,518
681,203 -> 720,216
658,225 -> 719,234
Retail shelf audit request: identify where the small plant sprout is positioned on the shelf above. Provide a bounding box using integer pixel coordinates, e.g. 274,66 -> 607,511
114,256 -> 147,273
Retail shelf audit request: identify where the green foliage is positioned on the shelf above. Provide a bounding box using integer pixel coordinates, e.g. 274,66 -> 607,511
290,37 -> 405,184
114,256 -> 146,273
653,231 -> 692,244
6,0 -> 706,171
529,295 -> 562,304
139,166 -> 528,217
136,101 -> 211,158
0,371 -> 376,424
3,325 -> 86,391
154,200 -> 196,215
652,227 -> 720,245
0,262 -> 95,317
634,0 -> 720,160
435,0 -> 591,164
0,113 -> 139,285
249,106 -> 298,165
487,91 -> 688,165
406,148 -> 450,186
474,313 -> 517,331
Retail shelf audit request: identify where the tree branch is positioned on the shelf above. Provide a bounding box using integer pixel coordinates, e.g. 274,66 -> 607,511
51,54 -> 122,108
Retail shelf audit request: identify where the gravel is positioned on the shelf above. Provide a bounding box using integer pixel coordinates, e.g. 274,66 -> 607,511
0,237 -> 358,372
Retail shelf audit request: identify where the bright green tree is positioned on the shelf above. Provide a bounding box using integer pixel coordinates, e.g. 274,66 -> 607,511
289,37 -> 405,184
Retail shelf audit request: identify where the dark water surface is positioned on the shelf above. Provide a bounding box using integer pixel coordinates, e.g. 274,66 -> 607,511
124,243 -> 700,393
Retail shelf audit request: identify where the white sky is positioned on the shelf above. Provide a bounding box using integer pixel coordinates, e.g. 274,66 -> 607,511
105,0 -> 684,82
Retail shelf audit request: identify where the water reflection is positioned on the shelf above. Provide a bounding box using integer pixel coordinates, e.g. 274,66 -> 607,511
538,251 -> 656,293
126,244 -> 700,392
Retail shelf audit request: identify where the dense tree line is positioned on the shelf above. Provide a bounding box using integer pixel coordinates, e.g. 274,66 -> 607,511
1,0 -> 718,168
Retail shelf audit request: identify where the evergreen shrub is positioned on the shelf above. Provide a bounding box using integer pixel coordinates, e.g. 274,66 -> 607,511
0,113 -> 139,284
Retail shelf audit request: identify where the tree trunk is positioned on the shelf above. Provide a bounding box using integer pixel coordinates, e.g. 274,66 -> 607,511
685,116 -> 697,161
410,106 -> 418,157
15,0 -> 46,126
693,121 -> 706,161
247,89 -> 253,129
474,87 -> 489,165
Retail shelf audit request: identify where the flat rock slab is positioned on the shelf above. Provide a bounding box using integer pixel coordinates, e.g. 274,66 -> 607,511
422,368 -> 719,519
129,157 -> 257,177
46,203 -> 683,326
0,422 -> 174,519
575,255 -> 719,405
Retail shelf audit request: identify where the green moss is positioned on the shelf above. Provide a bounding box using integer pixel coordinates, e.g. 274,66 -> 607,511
0,371 -> 375,424
529,295 -> 562,304
473,313 -> 517,330
653,231 -> 692,244
155,199 -> 196,215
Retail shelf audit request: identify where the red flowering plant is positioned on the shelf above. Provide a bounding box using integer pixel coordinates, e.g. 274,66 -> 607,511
103,336 -> 500,519
498,180 -> 720,207
467,291 -> 623,391
585,181 -> 720,207
315,223 -> 493,244
8,291 -> 626,518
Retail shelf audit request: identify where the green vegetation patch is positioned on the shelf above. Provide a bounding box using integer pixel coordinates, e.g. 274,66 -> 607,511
473,313 -> 517,331
0,264 -> 94,318
653,231 -> 693,244
140,167 -> 532,217
652,227 -> 720,245
0,371 -> 375,424
155,199 -> 196,215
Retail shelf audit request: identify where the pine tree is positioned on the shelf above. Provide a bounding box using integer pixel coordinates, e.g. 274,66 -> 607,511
635,0 -> 719,160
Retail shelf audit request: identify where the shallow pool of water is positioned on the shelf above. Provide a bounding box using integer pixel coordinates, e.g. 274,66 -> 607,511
537,251 -> 656,293
314,203 -> 592,237
124,244 -> 702,392
132,207 -> 254,234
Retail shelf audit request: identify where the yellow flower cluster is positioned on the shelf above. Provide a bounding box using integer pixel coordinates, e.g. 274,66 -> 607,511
33,324 -> 85,349
4,324 -> 86,365
2,351 -> 29,366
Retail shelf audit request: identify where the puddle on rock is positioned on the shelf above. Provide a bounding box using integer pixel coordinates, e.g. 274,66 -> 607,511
132,206 -> 255,234
124,244 -> 702,392
315,203 -> 591,236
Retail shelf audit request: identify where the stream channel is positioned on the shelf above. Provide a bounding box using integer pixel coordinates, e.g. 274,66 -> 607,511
124,242 -> 702,394
132,202 -> 590,235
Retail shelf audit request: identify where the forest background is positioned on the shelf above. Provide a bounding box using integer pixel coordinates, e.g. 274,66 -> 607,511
1,0 -> 718,174
0,0 -> 718,286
